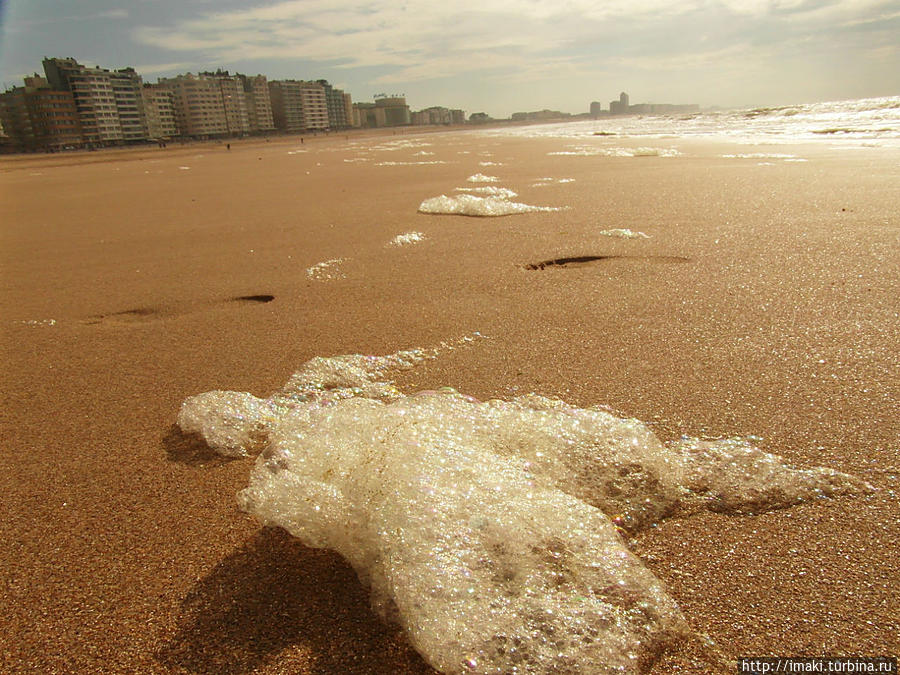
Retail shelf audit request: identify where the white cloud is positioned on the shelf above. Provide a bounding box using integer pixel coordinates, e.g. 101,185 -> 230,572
97,9 -> 129,19
131,0 -> 899,91
134,61 -> 194,75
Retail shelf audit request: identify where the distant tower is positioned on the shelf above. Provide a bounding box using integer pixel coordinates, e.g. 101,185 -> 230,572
610,91 -> 630,115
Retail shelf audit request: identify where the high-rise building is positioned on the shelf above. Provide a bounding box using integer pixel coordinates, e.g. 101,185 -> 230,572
269,80 -> 329,132
316,80 -> 351,128
142,85 -> 178,139
0,76 -> 83,151
43,57 -> 124,143
374,96 -> 410,127
201,71 -> 251,136
109,68 -> 147,142
238,74 -> 275,134
343,92 -> 355,127
610,91 -> 630,115
157,74 -> 229,138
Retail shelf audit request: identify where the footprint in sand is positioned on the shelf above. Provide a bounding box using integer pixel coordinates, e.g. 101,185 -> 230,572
524,255 -> 690,270
82,295 -> 275,326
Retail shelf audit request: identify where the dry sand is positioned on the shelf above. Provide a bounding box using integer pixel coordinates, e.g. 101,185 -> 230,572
1,128 -> 898,674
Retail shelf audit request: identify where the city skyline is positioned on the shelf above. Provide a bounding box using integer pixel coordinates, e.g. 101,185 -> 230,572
2,0 -> 898,118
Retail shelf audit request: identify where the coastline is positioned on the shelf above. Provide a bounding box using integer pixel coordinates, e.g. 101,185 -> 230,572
1,129 -> 898,673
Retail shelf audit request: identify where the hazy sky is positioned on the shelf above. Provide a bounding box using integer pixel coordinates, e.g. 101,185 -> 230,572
1,0 -> 897,116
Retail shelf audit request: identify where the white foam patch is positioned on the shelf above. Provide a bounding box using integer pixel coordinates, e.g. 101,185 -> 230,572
13,319 -> 57,327
418,194 -> 564,217
455,186 -> 519,199
287,149 -> 308,155
467,173 -> 500,183
414,151 -> 435,156
549,147 -> 680,158
368,140 -> 433,152
599,229 -> 651,239
478,161 -> 503,166
531,178 -> 576,187
387,231 -> 426,246
178,343 -> 870,674
343,157 -> 370,163
306,258 -> 346,280
722,153 -> 797,159
375,161 -> 449,166
178,166 -> 191,170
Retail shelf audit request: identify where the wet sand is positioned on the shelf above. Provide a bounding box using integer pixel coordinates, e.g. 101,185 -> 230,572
1,129 -> 898,673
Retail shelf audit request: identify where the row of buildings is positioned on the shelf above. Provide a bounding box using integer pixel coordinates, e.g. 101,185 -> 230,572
0,57 -> 465,153
592,92 -> 700,116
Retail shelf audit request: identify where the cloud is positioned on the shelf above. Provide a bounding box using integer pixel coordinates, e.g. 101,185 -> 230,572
97,9 -> 129,19
133,61 -> 194,75
132,0 -> 898,84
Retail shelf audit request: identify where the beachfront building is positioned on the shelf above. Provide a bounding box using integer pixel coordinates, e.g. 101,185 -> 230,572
142,85 -> 178,140
353,102 -> 377,128
109,68 -> 148,143
411,106 -> 466,126
610,92 -> 630,115
269,80 -> 330,133
0,76 -> 83,152
208,72 -> 251,136
157,74 -> 229,138
238,74 -> 275,134
343,93 -> 355,127
43,57 -> 125,144
375,96 -> 411,127
317,80 -> 352,129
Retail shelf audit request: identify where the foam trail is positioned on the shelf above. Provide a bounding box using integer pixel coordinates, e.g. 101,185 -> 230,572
178,343 -> 871,674
387,231 -> 426,246
418,194 -> 564,217
454,186 -> 518,199
599,229 -> 651,239
306,258 -> 346,280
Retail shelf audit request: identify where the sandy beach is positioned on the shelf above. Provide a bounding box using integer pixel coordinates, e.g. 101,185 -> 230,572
1,128 -> 898,673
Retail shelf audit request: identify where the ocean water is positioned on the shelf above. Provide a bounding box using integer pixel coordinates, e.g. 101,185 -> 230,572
481,96 -> 900,147
179,343 -> 870,674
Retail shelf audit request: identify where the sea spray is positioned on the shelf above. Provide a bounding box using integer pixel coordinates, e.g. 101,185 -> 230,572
178,341 -> 870,674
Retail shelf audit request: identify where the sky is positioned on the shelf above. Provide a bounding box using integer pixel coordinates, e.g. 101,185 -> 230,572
0,0 -> 897,117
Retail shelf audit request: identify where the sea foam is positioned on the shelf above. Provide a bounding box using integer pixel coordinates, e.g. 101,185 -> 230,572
178,344 -> 870,674
418,194 -> 564,217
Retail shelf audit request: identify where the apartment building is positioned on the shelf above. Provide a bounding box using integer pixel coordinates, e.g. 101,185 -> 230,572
239,74 -> 275,134
269,80 -> 329,132
43,57 -> 124,144
0,77 -> 83,151
109,68 -> 147,142
142,85 -> 178,140
316,80 -> 352,129
158,74 -> 229,138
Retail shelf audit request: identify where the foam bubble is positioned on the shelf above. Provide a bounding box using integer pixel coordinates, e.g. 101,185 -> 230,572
13,319 -> 57,327
387,231 -> 426,246
179,344 -> 871,674
598,229 -> 651,239
375,160 -> 449,166
455,186 -> 519,199
722,153 -> 797,159
306,258 -> 346,280
548,147 -> 680,158
418,194 -> 564,217
467,173 -> 500,183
